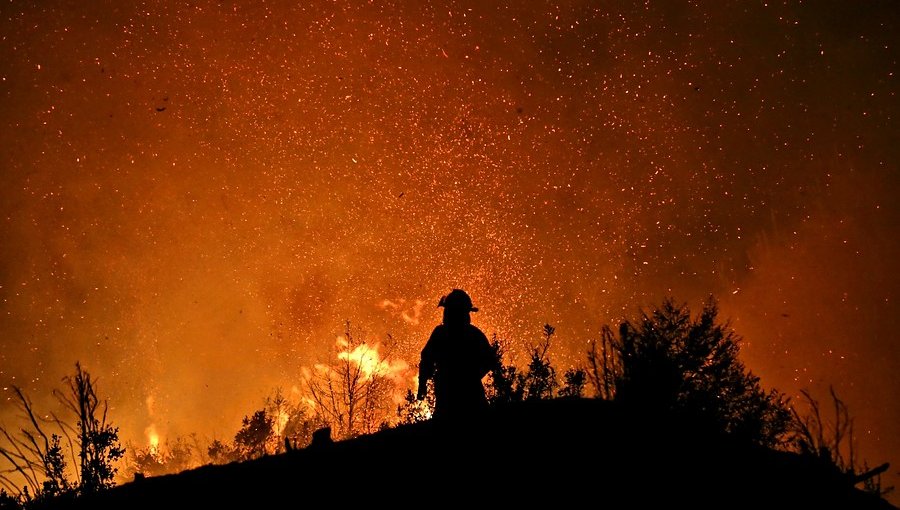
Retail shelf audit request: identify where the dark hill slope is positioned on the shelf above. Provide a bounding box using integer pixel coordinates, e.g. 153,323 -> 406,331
65,399 -> 894,509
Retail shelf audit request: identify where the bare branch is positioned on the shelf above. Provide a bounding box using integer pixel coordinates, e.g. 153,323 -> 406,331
0,473 -> 23,494
852,463 -> 890,484
0,427 -> 40,488
0,447 -> 37,493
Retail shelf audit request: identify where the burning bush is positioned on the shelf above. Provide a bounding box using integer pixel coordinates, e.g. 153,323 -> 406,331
304,322 -> 415,439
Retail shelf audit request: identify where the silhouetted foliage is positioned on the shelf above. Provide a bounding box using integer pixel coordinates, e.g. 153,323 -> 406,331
0,363 -> 123,506
54,363 -> 125,495
485,337 -> 524,405
206,439 -> 237,466
595,298 -> 792,447
124,435 -> 203,478
0,488 -> 20,510
789,387 -> 893,497
559,368 -> 587,399
0,388 -> 73,502
521,324 -> 558,400
38,434 -> 70,499
204,389 -> 321,466
265,389 -> 321,451
586,325 -> 621,400
233,411 -> 273,461
485,325 -> 587,404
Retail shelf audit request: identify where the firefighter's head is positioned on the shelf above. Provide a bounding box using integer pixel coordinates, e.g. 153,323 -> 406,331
438,289 -> 478,325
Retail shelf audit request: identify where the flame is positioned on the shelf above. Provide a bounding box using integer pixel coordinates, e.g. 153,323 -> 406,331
145,424 -> 160,456
301,335 -> 419,430
272,407 -> 289,437
144,393 -> 162,456
334,337 -> 412,389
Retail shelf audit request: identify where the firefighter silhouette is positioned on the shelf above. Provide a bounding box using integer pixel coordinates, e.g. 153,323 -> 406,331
418,289 -> 495,419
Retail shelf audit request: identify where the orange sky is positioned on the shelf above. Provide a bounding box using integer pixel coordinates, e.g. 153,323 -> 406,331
1,0 -> 897,496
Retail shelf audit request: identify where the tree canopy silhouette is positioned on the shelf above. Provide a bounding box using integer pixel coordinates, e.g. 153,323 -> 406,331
589,298 -> 791,447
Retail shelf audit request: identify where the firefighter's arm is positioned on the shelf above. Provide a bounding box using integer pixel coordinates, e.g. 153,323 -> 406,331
417,329 -> 438,400
416,368 -> 430,400
417,359 -> 432,400
476,329 -> 497,378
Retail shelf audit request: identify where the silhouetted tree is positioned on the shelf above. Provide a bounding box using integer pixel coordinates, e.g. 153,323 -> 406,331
305,322 -> 395,439
37,434 -> 69,499
521,324 -> 558,401
485,336 -> 524,405
559,368 -> 587,399
233,410 -> 273,461
0,363 -> 123,504
205,389 -> 321,465
0,388 -> 73,502
487,340 -> 518,404
599,298 -> 791,447
54,363 -> 125,494
206,439 -> 237,465
266,389 -> 319,451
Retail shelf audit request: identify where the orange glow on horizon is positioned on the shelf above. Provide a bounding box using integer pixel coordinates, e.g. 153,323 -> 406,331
0,0 -> 897,501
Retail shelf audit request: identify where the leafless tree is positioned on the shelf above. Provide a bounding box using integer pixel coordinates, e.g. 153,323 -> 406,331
586,325 -> 621,400
305,322 -> 395,439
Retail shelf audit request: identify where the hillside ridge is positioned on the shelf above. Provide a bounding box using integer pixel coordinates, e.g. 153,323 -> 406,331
61,399 -> 895,509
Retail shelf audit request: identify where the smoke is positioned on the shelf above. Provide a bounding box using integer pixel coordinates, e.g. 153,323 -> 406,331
0,0 -> 897,495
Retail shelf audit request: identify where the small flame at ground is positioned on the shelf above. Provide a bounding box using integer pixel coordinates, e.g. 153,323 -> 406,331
143,392 -> 162,456
145,424 -> 160,456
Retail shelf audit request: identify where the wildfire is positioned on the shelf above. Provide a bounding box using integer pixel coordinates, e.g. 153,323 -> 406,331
334,337 -> 411,385
144,394 -> 162,456
300,334 -> 423,437
145,424 -> 160,456
272,407 -> 289,438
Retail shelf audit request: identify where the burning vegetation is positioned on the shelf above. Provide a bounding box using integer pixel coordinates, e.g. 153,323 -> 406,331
0,299 -> 894,509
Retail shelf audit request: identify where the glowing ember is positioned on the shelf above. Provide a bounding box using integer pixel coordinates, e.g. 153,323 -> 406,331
0,0 -> 897,497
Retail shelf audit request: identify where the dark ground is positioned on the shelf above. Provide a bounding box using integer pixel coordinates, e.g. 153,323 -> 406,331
58,399 -> 895,509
